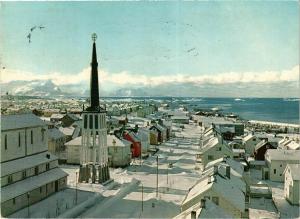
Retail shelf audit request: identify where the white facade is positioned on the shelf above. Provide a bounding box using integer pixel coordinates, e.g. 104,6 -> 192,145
198,137 -> 233,168
284,164 -> 300,205
265,149 -> 300,182
242,135 -> 260,156
81,112 -> 108,166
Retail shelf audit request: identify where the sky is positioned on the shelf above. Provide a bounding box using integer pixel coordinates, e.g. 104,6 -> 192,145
0,1 -> 299,97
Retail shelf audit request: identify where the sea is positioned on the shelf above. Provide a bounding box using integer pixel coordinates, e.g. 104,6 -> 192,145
102,97 -> 299,125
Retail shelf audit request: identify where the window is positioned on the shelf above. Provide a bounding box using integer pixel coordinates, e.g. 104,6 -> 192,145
30,130 -> 33,144
35,166 -> 39,175
84,115 -> 88,128
208,155 -> 214,160
280,174 -> 282,176
41,129 -> 45,142
13,198 -> 16,205
8,175 -> 13,184
22,171 -> 26,179
40,187 -> 42,193
4,134 -> 7,150
89,115 -> 93,129
18,132 -> 21,147
274,169 -> 276,174
95,115 -> 99,129
46,163 -> 50,171
212,196 -> 219,205
280,164 -> 282,167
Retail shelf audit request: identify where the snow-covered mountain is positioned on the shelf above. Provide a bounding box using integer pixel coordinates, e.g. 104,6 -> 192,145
1,80 -> 66,97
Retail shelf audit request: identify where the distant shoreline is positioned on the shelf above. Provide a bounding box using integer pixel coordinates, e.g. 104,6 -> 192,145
248,120 -> 299,128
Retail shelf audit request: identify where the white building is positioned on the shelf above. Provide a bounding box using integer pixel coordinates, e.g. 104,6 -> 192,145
284,164 -> 300,205
197,136 -> 233,168
242,134 -> 260,156
264,149 -> 300,182
1,114 -> 68,217
181,163 -> 246,218
107,134 -> 132,167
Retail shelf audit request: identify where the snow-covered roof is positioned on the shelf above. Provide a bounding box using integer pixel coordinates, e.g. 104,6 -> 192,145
48,128 -> 65,140
265,149 -> 300,162
286,141 -> 300,150
65,136 -> 82,146
1,152 -> 58,177
242,134 -> 254,143
1,168 -> 68,202
205,158 -> 244,178
255,140 -> 269,151
50,113 -> 64,119
199,137 -> 219,153
183,173 -> 245,212
1,113 -> 46,131
107,135 -> 131,147
59,127 -> 75,136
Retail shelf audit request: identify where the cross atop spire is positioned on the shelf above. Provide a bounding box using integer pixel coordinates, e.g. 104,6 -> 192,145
92,33 -> 97,42
88,33 -> 100,111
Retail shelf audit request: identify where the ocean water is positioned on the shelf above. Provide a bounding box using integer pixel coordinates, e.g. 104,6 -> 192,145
103,97 -> 299,124
188,98 -> 299,124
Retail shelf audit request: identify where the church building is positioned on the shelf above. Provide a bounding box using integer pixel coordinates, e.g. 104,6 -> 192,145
79,33 -> 110,183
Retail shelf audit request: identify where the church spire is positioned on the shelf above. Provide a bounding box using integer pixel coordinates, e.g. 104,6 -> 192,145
89,33 -> 100,111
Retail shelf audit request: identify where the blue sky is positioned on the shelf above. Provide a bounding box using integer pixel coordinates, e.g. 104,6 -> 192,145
0,1 -> 299,97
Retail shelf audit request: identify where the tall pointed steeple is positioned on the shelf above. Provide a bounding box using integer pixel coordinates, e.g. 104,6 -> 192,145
89,33 -> 100,111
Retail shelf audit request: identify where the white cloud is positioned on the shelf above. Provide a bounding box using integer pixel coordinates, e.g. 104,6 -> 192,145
1,65 -> 299,86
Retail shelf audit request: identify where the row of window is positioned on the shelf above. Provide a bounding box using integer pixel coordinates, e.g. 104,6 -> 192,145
4,129 -> 45,150
6,163 -> 50,186
84,115 -> 105,129
12,181 -> 55,205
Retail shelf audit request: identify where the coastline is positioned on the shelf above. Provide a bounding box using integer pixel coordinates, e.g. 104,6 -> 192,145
248,120 -> 299,128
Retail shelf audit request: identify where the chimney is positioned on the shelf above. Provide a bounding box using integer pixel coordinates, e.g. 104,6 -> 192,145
191,211 -> 197,219
226,165 -> 231,179
207,176 -> 212,184
200,199 -> 206,208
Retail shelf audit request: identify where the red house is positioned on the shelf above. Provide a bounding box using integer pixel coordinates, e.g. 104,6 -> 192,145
123,131 -> 141,158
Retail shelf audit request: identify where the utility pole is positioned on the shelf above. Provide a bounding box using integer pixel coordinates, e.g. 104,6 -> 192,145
75,171 -> 78,205
141,184 -> 144,212
156,155 -> 158,198
167,164 -> 169,185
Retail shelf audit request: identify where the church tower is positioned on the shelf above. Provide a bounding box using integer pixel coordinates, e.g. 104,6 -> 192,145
79,33 -> 110,184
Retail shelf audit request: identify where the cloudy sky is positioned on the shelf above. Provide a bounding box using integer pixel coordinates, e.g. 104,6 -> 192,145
0,1 -> 299,97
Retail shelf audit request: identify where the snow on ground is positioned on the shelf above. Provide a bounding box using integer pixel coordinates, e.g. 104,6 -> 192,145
248,169 -> 300,218
8,188 -> 95,218
249,197 -> 279,219
76,125 -> 202,218
268,181 -> 300,218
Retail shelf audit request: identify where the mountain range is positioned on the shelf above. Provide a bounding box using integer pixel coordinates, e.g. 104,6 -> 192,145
1,79 -> 299,98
